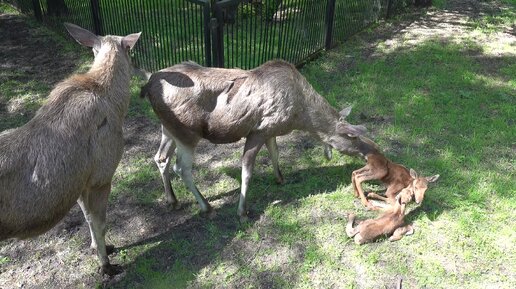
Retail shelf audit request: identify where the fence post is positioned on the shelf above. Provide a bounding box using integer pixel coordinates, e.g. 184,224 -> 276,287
203,2 -> 212,67
90,0 -> 103,35
211,2 -> 226,68
325,0 -> 336,50
210,17 -> 224,67
32,0 -> 42,21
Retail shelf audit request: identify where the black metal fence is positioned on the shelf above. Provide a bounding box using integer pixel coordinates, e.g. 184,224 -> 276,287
8,0 -> 413,71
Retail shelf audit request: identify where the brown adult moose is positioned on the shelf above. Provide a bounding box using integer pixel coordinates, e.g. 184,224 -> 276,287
351,136 -> 439,209
140,60 -> 369,220
0,23 -> 140,275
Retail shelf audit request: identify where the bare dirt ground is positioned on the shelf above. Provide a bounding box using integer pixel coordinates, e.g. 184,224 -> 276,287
0,0 -> 514,288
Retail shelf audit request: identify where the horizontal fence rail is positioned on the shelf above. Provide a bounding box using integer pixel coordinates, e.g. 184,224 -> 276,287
8,0 -> 414,71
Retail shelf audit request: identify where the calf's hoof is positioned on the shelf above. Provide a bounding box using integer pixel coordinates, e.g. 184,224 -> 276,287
405,225 -> 415,236
364,203 -> 376,211
100,263 -> 123,276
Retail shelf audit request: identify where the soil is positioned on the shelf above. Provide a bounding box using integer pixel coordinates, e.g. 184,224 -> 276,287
0,0 -> 514,288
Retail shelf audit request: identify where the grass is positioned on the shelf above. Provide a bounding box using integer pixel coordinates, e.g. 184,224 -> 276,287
107,2 -> 514,287
1,1 -> 515,288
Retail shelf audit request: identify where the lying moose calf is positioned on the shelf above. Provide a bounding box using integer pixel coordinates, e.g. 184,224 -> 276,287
346,186 -> 415,244
141,60 -> 370,220
0,23 -> 140,275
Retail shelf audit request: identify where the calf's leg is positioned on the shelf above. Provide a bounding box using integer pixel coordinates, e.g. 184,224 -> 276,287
388,225 -> 414,242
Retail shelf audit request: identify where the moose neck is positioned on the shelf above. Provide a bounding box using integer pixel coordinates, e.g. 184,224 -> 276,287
357,136 -> 380,157
299,81 -> 341,140
89,43 -> 132,116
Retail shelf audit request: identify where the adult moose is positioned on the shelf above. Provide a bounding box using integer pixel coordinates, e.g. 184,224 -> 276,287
140,60 -> 368,220
0,23 -> 140,275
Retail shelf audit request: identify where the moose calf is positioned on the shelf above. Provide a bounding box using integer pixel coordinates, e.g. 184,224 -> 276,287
0,23 -> 140,275
351,137 -> 439,209
346,186 -> 414,244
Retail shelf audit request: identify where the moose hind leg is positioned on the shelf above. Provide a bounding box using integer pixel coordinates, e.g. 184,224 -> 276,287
265,137 -> 284,184
154,125 -> 178,207
78,184 -> 121,275
175,142 -> 211,213
238,135 -> 265,220
389,225 -> 414,242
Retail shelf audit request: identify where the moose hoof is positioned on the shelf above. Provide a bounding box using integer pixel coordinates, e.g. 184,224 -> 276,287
239,214 -> 250,223
106,244 -> 116,255
200,207 -> 216,219
100,263 -> 123,276
238,209 -> 252,223
169,201 -> 181,210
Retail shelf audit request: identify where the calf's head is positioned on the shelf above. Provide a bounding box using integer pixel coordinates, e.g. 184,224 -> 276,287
409,169 -> 440,204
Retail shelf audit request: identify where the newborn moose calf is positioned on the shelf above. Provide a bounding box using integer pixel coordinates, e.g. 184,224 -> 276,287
351,137 -> 439,209
346,186 -> 414,244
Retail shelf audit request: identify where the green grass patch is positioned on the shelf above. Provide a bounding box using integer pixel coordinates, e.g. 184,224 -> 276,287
1,2 -> 515,288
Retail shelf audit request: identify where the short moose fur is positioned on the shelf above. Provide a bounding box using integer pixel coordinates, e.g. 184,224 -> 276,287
346,186 -> 415,244
351,137 -> 439,209
0,23 -> 140,275
140,60 -> 369,219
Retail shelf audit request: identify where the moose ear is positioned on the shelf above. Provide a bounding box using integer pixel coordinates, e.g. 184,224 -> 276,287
426,174 -> 440,183
64,23 -> 100,48
122,32 -> 141,50
339,106 -> 353,119
409,168 -> 418,179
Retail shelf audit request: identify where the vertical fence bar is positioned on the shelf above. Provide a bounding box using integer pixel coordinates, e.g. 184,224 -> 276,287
32,0 -> 42,21
203,1 -> 212,67
90,0 -> 103,35
210,17 -> 221,67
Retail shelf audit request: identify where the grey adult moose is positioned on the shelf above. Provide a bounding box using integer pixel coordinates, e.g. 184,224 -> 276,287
0,23 -> 140,275
140,60 -> 369,220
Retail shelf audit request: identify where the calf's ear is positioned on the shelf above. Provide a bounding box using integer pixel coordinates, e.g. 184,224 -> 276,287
409,168 -> 418,179
426,174 -> 440,183
339,106 -> 353,119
